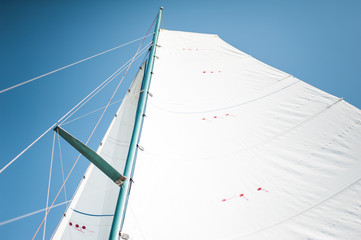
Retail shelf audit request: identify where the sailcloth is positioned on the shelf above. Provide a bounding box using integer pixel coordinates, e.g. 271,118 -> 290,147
121,30 -> 361,239
52,62 -> 145,239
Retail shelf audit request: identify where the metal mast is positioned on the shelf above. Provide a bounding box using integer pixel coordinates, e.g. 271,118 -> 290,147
108,7 -> 163,240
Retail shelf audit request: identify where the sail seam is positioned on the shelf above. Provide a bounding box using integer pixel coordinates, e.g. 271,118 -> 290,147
142,98 -> 344,162
233,176 -> 361,239
70,208 -> 114,217
150,79 -> 300,114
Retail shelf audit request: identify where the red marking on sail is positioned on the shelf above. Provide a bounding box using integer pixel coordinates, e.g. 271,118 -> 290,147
222,193 -> 248,202
257,187 -> 269,192
82,226 -> 86,229
202,70 -> 221,74
69,222 -> 72,226
74,227 -> 84,233
239,194 -> 248,201
75,224 -> 79,228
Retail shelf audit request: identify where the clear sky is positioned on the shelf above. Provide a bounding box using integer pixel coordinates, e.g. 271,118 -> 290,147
1,0 -> 360,239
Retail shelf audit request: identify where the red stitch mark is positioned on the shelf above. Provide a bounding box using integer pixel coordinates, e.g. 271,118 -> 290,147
203,71 -> 206,73
225,114 -> 229,116
82,226 -> 86,229
196,48 -> 199,51
69,222 -> 72,226
74,227 -> 84,233
218,70 -> 221,72
213,116 -> 217,118
75,224 -> 79,228
222,193 -> 248,202
239,194 -> 249,201
257,187 -> 269,192
221,195 -> 236,202
211,71 -> 214,73
202,118 -> 206,120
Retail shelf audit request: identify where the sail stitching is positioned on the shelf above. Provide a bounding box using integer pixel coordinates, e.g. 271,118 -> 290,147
70,208 -> 114,217
150,79 -> 299,114
232,176 -> 361,239
142,98 -> 344,162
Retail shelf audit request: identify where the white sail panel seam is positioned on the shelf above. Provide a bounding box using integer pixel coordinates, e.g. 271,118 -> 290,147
232,178 -> 361,239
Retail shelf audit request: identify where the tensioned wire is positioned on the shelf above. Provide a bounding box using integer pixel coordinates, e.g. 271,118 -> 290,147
32,13 -> 157,239
0,175 -> 120,227
32,46 -> 150,240
0,42 -> 151,175
0,200 -> 72,227
43,132 -> 56,240
61,98 -> 123,126
60,40 -> 151,126
58,42 -> 152,126
57,134 -> 68,207
0,34 -> 153,94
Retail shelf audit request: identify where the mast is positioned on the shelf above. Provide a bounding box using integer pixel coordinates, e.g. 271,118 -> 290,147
108,7 -> 163,240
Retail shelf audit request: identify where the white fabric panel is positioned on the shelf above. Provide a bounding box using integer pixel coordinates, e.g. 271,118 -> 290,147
122,30 -> 361,239
52,63 -> 145,239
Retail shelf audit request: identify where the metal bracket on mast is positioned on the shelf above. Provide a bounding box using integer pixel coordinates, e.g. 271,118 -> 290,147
54,126 -> 126,186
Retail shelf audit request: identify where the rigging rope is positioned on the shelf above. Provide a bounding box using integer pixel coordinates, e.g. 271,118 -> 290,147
0,43 -> 150,175
0,179 -> 119,227
57,134 -> 68,207
43,132 -> 56,240
0,34 -> 153,94
61,98 -> 123,126
31,15 -> 156,239
59,42 -> 151,126
0,200 -> 72,227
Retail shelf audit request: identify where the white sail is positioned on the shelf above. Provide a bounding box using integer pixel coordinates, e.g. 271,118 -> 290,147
52,62 -> 145,239
121,30 -> 361,239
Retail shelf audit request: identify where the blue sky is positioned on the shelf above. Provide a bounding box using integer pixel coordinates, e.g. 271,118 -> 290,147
1,0 -> 360,239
